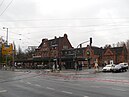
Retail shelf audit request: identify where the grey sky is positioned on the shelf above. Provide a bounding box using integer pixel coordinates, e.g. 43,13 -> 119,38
0,0 -> 129,50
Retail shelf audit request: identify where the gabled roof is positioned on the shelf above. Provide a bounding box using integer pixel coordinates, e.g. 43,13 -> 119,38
37,37 -> 63,49
37,34 -> 73,50
103,46 -> 125,55
111,47 -> 123,55
48,37 -> 64,47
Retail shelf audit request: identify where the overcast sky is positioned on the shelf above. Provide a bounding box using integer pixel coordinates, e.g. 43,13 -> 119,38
0,0 -> 129,50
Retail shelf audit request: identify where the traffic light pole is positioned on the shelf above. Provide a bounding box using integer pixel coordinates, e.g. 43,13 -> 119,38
74,38 -> 92,71
74,39 -> 92,71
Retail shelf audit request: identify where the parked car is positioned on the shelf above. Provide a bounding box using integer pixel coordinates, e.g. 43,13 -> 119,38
112,64 -> 122,72
119,63 -> 128,71
102,64 -> 115,72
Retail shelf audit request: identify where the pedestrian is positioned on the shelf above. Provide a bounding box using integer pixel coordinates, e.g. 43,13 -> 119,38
94,62 -> 99,72
52,64 -> 55,72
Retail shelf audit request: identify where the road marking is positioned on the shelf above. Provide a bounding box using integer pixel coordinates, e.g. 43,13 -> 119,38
90,86 -> 101,88
0,90 -> 7,93
61,91 -> 73,94
111,88 -> 127,92
72,84 -> 80,86
84,96 -> 89,97
26,82 -> 31,85
20,80 -> 24,82
35,84 -> 41,87
46,87 -> 55,90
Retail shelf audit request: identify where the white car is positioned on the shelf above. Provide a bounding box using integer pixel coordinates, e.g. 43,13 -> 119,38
102,64 -> 115,72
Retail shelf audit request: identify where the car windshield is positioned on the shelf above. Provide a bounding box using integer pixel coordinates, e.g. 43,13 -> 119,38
106,65 -> 113,67
115,65 -> 120,67
106,65 -> 115,67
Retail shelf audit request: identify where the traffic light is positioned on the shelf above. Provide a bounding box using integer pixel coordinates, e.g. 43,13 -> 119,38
90,37 -> 92,46
80,44 -> 82,48
86,51 -> 90,56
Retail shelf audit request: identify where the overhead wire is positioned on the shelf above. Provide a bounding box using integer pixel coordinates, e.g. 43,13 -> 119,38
1,17 -> 129,22
6,19 -> 129,29
0,0 -> 5,9
9,30 -> 41,45
8,25 -> 129,29
0,0 -> 13,17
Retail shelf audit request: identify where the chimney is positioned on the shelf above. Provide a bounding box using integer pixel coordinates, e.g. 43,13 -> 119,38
64,34 -> 67,38
42,39 -> 45,42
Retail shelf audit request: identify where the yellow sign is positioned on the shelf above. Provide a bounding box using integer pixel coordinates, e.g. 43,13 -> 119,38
2,44 -> 13,55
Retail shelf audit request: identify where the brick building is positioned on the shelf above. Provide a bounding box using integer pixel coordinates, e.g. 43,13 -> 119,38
15,34 -> 128,69
61,47 -> 86,69
61,45 -> 104,68
102,45 -> 128,65
61,45 -> 128,69
33,34 -> 73,68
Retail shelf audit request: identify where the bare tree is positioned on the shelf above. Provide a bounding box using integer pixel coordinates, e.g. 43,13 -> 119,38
104,44 -> 111,49
24,46 -> 37,58
112,43 -> 115,47
116,42 -> 120,47
116,41 -> 125,47
15,45 -> 26,60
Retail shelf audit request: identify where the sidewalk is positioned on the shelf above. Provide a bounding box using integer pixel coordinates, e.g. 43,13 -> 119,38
60,68 -> 102,74
12,68 -> 102,81
42,68 -> 102,81
14,68 -> 102,73
48,68 -> 102,78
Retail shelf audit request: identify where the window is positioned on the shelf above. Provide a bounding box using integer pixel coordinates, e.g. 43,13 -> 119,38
63,45 -> 68,49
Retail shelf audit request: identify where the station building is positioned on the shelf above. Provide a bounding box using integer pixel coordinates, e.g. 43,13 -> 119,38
15,34 -> 128,69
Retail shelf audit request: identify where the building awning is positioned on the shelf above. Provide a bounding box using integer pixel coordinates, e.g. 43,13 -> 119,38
15,57 -> 87,63
61,57 -> 86,61
33,57 -> 52,62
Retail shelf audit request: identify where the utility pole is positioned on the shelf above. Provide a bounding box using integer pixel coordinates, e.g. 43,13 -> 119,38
74,37 -> 92,71
74,40 -> 90,72
3,27 -> 8,45
3,27 -> 8,68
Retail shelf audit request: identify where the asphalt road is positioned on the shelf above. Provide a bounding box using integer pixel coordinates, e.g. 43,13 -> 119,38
0,70 -> 129,97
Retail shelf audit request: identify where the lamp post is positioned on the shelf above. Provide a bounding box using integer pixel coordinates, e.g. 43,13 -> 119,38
3,27 -> 8,45
3,27 -> 9,68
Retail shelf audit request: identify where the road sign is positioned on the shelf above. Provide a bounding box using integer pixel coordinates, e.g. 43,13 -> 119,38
2,44 -> 13,55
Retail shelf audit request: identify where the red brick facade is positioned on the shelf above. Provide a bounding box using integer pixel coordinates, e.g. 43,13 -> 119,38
83,45 -> 128,67
34,34 -> 73,63
34,33 -> 128,68
102,45 -> 128,65
15,34 -> 128,69
62,45 -> 128,68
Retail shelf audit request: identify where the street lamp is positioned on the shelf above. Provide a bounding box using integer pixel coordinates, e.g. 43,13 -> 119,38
3,27 -> 8,45
2,27 -> 9,68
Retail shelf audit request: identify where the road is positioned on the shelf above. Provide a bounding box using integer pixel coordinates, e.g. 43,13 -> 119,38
0,70 -> 129,97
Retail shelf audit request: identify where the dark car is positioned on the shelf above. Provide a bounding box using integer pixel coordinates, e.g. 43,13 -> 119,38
119,63 -> 128,72
112,64 -> 122,72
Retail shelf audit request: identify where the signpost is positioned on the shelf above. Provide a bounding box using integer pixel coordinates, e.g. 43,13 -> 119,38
2,44 -> 13,67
